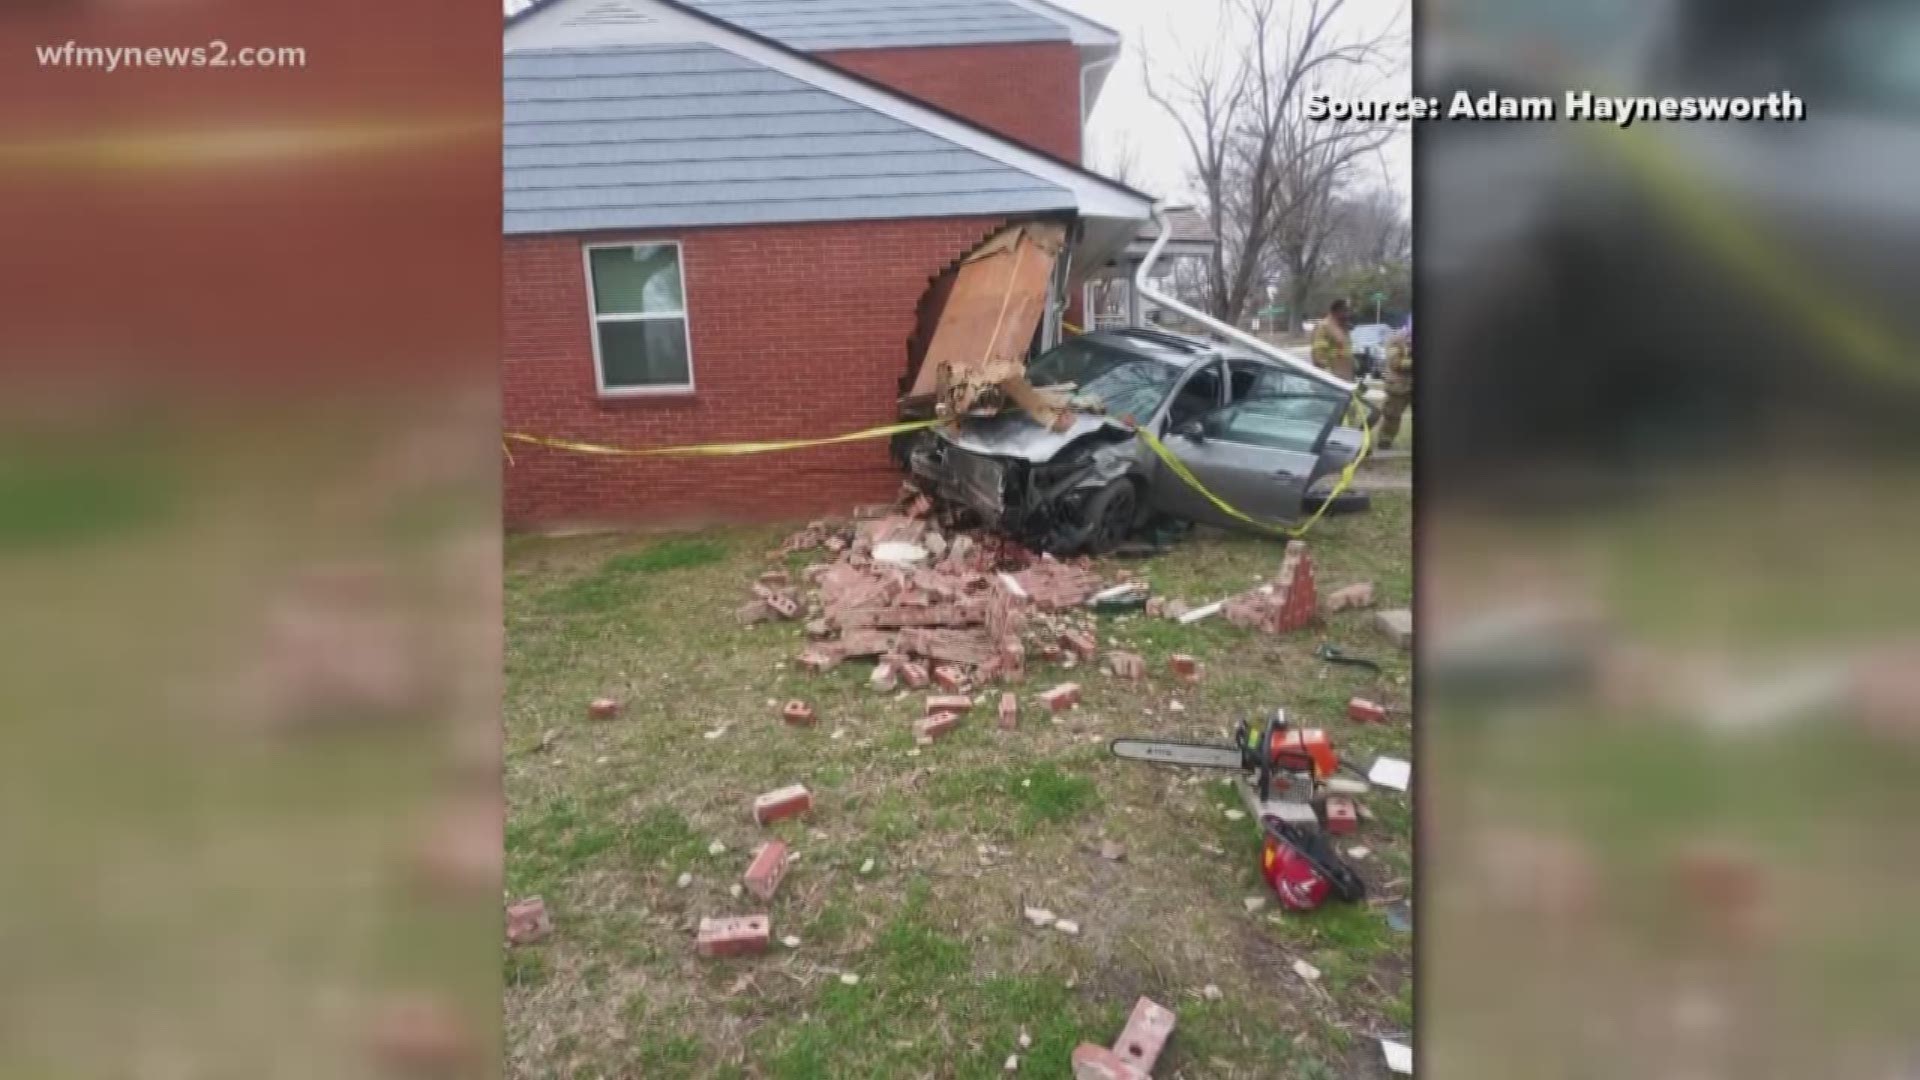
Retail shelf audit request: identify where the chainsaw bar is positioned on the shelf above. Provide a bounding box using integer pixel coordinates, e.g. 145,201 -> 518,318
1108,738 -> 1246,771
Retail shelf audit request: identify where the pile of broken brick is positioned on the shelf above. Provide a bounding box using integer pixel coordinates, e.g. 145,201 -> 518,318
739,497 -> 1111,701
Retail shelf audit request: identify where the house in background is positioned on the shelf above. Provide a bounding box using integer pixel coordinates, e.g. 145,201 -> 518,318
503,0 -> 1152,529
1083,206 -> 1217,330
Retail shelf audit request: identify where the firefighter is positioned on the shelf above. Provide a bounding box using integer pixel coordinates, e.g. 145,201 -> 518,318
1310,298 -> 1355,380
1375,319 -> 1413,449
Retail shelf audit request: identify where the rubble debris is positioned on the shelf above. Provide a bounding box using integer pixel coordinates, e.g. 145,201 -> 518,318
676,872 -> 693,888
1324,581 -> 1376,613
1347,697 -> 1389,724
1367,757 -> 1411,791
1223,541 -> 1318,634
781,700 -> 816,727
839,972 -> 861,986
1022,906 -> 1057,928
1038,684 -> 1081,712
1201,984 -> 1223,1002
911,221 -> 1070,425
926,693 -> 973,716
505,897 -> 551,946
1381,1038 -> 1413,1074
1090,581 -> 1151,612
1059,629 -> 1099,662
753,784 -> 813,826
1073,996 -> 1176,1080
1292,959 -> 1321,982
998,692 -> 1020,730
1054,919 -> 1080,935
1012,561 -> 1106,612
759,570 -> 790,589
899,661 -> 931,689
1323,796 -> 1359,835
587,697 -> 621,721
1039,643 -> 1065,662
1243,897 -> 1266,913
870,663 -> 899,693
1100,841 -> 1126,861
915,712 -> 962,742
743,841 -> 790,901
933,664 -> 970,693
1376,608 -> 1414,650
1105,651 -> 1147,681
697,915 -> 770,958
1168,654 -> 1203,682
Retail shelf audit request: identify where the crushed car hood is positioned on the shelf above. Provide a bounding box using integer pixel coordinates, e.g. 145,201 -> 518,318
935,411 -> 1126,463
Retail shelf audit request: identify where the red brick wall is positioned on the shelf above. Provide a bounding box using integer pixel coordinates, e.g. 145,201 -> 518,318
503,216 -> 1010,529
819,42 -> 1083,162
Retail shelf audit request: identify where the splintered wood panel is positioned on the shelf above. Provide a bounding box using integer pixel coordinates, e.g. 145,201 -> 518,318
907,221 -> 1067,399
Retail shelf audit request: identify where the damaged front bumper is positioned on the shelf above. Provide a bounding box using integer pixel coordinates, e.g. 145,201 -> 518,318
906,427 -> 1135,551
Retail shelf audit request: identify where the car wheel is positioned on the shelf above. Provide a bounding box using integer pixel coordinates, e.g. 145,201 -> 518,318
1073,479 -> 1140,556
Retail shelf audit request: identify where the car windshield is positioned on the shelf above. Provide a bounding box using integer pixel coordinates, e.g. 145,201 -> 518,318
1026,340 -> 1180,421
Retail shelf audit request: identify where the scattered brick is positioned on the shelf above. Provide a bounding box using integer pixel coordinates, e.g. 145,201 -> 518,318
1039,643 -> 1064,662
915,711 -> 962,741
870,663 -> 899,693
743,841 -> 790,901
805,618 -> 834,639
781,700 -> 816,727
926,693 -> 973,716
587,697 -> 621,721
1112,997 -> 1177,1076
696,914 -> 771,958
998,691 -> 1019,730
1060,629 -> 1099,661
933,664 -> 970,693
899,661 -> 931,689
1347,697 -> 1389,724
1105,651 -> 1147,680
1324,581 -> 1376,613
1169,654 -> 1202,681
752,784 -> 812,826
1071,1043 -> 1148,1080
759,570 -> 790,589
767,593 -> 803,620
1324,796 -> 1359,835
505,897 -> 551,946
1223,540 -> 1319,634
1038,683 -> 1081,712
798,647 -> 843,674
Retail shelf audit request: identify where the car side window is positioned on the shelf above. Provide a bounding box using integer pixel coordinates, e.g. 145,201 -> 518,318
1168,363 -> 1222,428
1202,383 -> 1345,452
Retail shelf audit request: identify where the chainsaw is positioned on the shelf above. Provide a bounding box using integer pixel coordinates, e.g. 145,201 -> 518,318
1110,711 -> 1366,910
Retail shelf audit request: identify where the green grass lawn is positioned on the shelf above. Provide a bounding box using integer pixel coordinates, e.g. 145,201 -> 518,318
504,494 -> 1413,1079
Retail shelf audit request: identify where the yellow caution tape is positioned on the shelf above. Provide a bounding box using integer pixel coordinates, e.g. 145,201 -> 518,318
502,418 -> 939,460
1130,396 -> 1375,540
1063,321 -> 1085,335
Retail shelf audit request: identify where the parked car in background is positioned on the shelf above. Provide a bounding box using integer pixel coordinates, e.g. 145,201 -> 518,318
906,328 -> 1365,554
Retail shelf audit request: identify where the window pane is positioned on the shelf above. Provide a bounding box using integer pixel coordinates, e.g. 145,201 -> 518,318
1211,395 -> 1342,451
598,319 -> 691,389
590,245 -> 684,315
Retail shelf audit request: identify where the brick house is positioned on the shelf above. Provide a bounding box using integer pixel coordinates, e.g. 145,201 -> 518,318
503,0 -> 1153,528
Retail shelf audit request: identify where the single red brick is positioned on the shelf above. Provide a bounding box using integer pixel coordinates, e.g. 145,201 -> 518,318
1324,796 -> 1359,835
1060,629 -> 1099,661
768,594 -> 803,620
1105,651 -> 1146,680
759,570 -> 791,589
899,662 -> 931,689
505,897 -> 551,946
799,647 -> 842,674
933,664 -> 969,693
1111,997 -> 1177,1075
926,693 -> 973,716
915,712 -> 962,741
742,840 -> 790,901
1038,683 -> 1081,712
752,784 -> 813,826
696,914 -> 771,958
998,691 -> 1019,730
587,697 -> 620,721
1071,1042 -> 1148,1080
1169,654 -> 1203,681
782,700 -> 816,727
1347,697 -> 1389,724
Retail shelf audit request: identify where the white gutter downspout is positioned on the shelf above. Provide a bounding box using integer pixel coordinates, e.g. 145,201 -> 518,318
1079,52 -> 1119,127
1132,204 -> 1355,396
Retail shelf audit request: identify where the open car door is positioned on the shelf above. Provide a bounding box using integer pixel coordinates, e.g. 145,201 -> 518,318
1153,387 -> 1350,532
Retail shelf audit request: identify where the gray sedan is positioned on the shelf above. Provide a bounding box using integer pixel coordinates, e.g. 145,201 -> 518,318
906,327 -> 1364,554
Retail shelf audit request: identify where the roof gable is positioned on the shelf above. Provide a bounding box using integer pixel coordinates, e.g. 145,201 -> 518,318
508,0 -> 1115,51
504,0 -> 1153,235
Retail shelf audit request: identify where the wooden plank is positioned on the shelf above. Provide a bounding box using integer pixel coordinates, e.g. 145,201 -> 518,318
908,221 -> 1067,408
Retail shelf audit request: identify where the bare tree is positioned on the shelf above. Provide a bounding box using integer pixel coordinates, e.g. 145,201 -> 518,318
1146,0 -> 1404,325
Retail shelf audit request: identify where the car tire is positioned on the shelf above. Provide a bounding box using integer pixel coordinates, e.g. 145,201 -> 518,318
1065,478 -> 1141,556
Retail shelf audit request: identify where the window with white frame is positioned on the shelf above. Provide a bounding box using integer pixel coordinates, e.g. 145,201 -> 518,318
585,242 -> 693,393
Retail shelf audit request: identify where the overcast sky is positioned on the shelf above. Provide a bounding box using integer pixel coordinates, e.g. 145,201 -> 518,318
1051,0 -> 1412,208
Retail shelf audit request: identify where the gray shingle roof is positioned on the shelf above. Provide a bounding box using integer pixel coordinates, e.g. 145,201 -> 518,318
504,43 -> 1077,234
668,0 -> 1068,50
